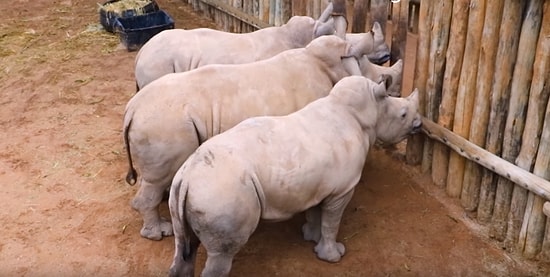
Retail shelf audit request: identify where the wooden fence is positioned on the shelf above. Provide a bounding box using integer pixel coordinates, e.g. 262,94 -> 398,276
408,0 -> 550,262
179,0 -> 550,262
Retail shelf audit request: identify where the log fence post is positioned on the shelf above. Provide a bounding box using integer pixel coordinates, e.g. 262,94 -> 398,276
446,0 -> 486,198
460,0 -> 504,212
503,0 -> 544,252
477,0 -> 523,226
430,0 -> 469,187
405,0 -> 432,165
420,0 -> 453,173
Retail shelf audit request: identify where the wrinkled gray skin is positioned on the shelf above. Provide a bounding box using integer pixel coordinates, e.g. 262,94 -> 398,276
123,35 -> 396,241
134,2 -> 390,91
168,76 -> 422,277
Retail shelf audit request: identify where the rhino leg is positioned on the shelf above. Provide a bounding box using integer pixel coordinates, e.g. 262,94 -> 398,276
131,179 -> 174,240
313,189 -> 355,263
128,118 -> 201,240
198,214 -> 259,277
200,253 -> 234,277
194,179 -> 262,277
302,205 -> 322,242
169,227 -> 200,277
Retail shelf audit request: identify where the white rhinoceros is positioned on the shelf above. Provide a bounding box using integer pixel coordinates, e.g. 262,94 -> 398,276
123,35 -> 396,240
167,76 -> 422,277
134,12 -> 389,90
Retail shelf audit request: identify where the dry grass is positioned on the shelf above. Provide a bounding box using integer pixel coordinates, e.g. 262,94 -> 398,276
97,0 -> 154,14
0,19 -> 120,84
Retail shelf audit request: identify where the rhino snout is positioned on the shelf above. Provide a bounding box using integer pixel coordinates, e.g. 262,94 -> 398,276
411,118 -> 422,134
367,53 -> 390,65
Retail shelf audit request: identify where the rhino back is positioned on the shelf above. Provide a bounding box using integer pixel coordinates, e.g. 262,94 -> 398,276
140,51 -> 337,139
135,25 -> 313,90
187,99 -> 368,221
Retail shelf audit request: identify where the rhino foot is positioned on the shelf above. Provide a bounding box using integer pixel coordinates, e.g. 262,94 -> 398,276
140,217 -> 174,240
314,241 -> 345,263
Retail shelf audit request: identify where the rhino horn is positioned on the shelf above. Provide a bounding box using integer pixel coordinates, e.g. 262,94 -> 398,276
313,18 -> 336,38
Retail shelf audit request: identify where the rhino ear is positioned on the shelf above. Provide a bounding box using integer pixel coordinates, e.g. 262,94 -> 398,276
378,74 -> 393,91
392,59 -> 404,70
374,76 -> 389,99
408,88 -> 420,105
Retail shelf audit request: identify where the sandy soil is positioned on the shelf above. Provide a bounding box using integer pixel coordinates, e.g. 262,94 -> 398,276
0,0 -> 547,276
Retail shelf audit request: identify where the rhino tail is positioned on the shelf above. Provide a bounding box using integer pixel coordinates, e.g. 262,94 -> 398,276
169,177 -> 199,273
123,116 -> 138,186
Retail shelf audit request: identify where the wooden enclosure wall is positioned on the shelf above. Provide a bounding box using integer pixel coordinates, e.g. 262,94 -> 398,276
410,0 -> 550,262
179,0 -> 550,262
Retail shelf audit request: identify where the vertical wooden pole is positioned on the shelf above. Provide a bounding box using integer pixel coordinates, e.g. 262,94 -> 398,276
405,0 -> 432,165
370,0 -> 388,33
242,0 -> 251,31
460,0 -> 505,211
430,0 -> 468,186
305,0 -> 313,17
236,0 -> 243,31
520,100 -> 550,258
477,0 -> 524,223
281,0 -> 291,23
292,0 -> 306,16
268,0 -> 274,24
253,0 -> 259,18
420,0 -> 453,173
446,0 -> 486,198
352,0 -> 369,33
525,3 -> 550,262
390,0 -> 409,65
313,0 -> 321,19
243,0 -> 250,15
274,0 -> 281,25
543,219 -> 550,261
487,0 -> 525,241
260,0 -> 270,22
503,0 -> 545,252
518,0 -> 550,259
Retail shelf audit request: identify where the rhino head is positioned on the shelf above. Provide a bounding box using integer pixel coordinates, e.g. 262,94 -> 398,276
283,16 -> 337,48
374,83 -> 422,145
330,76 -> 421,146
346,22 -> 390,65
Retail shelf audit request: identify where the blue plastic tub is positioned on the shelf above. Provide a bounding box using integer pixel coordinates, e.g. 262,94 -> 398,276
99,0 -> 160,33
114,10 -> 174,51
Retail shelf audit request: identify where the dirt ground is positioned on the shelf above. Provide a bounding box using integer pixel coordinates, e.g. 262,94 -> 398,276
0,0 -> 548,276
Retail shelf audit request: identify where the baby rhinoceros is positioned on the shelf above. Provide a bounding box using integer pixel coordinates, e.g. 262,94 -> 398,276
134,12 -> 389,90
134,15 -> 336,90
168,76 -> 422,277
124,35 -> 389,241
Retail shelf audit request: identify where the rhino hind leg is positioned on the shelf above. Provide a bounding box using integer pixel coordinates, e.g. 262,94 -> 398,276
131,178 -> 174,240
302,205 -> 322,242
169,229 -> 200,277
313,189 -> 355,263
198,218 -> 257,277
201,252 -> 235,277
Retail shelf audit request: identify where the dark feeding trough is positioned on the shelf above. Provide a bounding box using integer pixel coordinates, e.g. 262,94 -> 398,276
114,10 -> 175,52
99,0 -> 160,33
